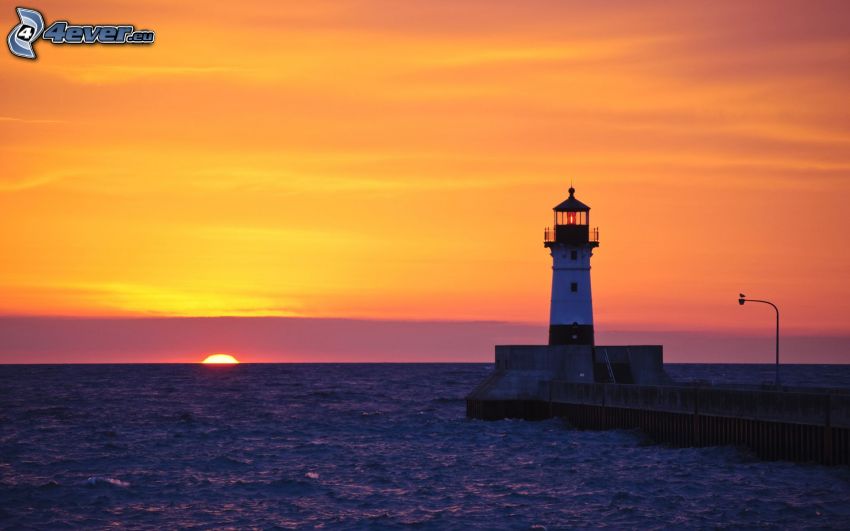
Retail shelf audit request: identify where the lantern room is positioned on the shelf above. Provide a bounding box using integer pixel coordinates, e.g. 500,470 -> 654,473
544,186 -> 599,247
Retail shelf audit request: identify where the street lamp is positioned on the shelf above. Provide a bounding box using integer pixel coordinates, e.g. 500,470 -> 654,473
738,293 -> 780,388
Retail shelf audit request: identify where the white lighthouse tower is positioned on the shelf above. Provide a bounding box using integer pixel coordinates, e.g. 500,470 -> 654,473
544,186 -> 600,345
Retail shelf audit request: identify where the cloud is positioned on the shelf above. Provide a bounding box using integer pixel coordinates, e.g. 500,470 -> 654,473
0,116 -> 65,124
0,174 -> 62,192
62,282 -> 302,317
48,65 -> 240,84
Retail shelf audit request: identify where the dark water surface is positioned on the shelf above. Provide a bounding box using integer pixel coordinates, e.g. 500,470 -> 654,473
2,363 -> 850,529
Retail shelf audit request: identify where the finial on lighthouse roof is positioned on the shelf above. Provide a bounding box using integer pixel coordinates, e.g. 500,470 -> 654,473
554,181 -> 589,212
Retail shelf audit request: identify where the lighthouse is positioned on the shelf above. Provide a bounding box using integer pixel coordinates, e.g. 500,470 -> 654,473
467,184 -> 667,419
544,186 -> 599,346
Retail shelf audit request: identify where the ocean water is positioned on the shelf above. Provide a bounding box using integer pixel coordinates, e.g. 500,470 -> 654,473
1,363 -> 850,529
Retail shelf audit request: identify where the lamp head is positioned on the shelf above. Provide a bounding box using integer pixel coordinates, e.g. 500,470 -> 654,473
738,293 -> 746,306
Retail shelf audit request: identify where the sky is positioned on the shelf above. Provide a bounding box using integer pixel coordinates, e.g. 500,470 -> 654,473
1,0 -> 849,363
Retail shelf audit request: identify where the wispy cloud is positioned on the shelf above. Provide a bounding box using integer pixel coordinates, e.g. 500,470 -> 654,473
65,282 -> 302,317
47,65 -> 240,84
0,174 -> 63,192
0,116 -> 66,124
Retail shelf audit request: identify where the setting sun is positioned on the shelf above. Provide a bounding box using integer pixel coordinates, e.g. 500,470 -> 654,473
201,354 -> 240,364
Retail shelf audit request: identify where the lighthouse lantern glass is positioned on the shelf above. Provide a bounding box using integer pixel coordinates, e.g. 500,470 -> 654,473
555,211 -> 587,226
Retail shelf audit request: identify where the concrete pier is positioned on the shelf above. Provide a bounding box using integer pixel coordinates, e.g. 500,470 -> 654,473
467,346 -> 850,465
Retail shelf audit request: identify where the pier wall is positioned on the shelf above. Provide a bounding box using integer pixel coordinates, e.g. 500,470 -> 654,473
493,344 -> 668,384
467,381 -> 850,465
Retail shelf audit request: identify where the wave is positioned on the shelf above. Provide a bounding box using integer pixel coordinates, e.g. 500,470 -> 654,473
85,476 -> 130,488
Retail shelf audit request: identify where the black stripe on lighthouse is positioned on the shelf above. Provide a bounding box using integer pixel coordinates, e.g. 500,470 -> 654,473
548,324 -> 594,346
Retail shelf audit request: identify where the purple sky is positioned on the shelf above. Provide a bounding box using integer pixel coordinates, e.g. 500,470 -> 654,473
0,317 -> 847,364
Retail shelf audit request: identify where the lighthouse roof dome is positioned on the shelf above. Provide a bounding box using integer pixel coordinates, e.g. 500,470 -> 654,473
553,186 -> 590,212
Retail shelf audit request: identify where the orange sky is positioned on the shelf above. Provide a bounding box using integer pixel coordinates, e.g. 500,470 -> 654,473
1,0 -> 849,341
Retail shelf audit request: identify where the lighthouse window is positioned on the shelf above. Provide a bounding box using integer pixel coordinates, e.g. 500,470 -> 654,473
556,211 -> 587,225
570,250 -> 577,260
571,282 -> 578,292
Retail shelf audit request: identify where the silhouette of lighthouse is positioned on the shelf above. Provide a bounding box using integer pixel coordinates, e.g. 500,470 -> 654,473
544,185 -> 600,345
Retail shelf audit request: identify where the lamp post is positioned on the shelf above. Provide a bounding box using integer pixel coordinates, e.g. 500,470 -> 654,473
738,293 -> 780,388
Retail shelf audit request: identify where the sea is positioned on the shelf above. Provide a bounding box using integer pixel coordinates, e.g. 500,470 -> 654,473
2,363 -> 850,529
